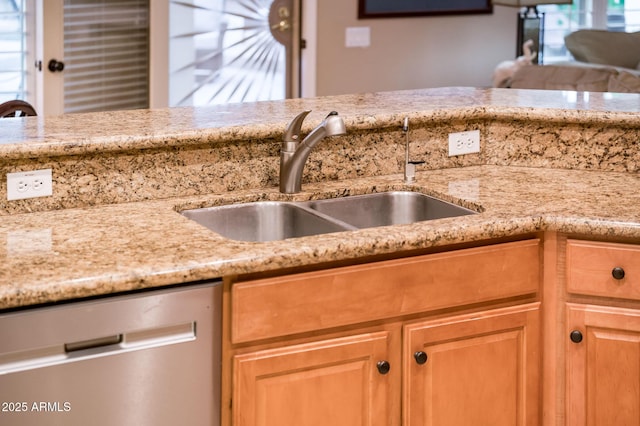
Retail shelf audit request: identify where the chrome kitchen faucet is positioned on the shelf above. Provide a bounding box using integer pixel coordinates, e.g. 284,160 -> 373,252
279,110 -> 346,194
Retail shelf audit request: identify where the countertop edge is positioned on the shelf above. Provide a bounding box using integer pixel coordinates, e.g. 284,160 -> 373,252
3,89 -> 640,160
3,211 -> 639,312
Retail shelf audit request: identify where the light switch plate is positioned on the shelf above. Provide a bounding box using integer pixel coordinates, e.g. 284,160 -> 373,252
345,27 -> 370,48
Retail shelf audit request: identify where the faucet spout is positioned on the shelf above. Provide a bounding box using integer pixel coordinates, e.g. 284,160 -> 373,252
279,111 -> 346,194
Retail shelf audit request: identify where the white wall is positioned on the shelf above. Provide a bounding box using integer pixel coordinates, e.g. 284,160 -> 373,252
313,1 -> 518,96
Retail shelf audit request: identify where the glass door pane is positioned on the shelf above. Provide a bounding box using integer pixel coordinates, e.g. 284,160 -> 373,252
169,0 -> 299,107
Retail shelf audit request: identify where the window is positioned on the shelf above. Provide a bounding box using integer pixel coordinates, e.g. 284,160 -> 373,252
540,0 -> 640,63
63,0 -> 150,113
0,0 -> 31,103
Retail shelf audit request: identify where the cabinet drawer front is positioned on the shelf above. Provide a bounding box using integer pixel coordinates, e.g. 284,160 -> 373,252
567,239 -> 640,300
232,239 -> 540,343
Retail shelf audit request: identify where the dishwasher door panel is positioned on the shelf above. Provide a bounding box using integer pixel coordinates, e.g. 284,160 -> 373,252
0,282 -> 221,426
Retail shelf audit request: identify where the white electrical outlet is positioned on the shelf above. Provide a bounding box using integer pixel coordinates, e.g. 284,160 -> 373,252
448,130 -> 480,156
7,169 -> 53,201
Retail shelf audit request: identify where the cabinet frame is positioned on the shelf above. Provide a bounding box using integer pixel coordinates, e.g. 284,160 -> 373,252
223,238 -> 543,426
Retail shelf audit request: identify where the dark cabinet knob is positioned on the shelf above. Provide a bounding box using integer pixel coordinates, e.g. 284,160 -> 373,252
612,267 -> 626,280
570,330 -> 583,343
414,351 -> 428,365
376,360 -> 390,375
48,59 -> 65,73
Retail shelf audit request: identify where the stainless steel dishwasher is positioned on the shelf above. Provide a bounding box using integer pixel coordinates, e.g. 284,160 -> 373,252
0,281 -> 221,426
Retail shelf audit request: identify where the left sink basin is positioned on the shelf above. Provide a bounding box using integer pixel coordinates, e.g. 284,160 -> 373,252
181,201 -> 352,242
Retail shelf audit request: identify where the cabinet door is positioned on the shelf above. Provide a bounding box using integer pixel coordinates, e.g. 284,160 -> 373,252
233,331 -> 396,426
567,303 -> 640,426
404,303 -> 540,426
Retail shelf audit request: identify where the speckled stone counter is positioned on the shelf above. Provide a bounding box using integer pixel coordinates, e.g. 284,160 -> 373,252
2,87 -> 639,158
1,87 -> 639,310
2,87 -> 639,215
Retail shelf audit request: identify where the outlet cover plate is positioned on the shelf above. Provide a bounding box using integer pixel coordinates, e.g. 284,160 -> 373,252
7,169 -> 53,201
448,130 -> 480,156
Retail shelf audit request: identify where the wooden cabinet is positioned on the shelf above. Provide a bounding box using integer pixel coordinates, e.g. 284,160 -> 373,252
226,239 -> 541,426
565,239 -> 640,425
404,304 -> 540,426
231,239 -> 540,344
566,239 -> 640,301
233,331 -> 397,426
566,304 -> 640,425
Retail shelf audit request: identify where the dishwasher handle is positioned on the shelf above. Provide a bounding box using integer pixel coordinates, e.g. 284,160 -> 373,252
64,334 -> 123,353
0,322 -> 196,375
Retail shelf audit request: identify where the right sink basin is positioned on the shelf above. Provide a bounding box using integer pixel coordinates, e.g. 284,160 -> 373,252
303,191 -> 476,229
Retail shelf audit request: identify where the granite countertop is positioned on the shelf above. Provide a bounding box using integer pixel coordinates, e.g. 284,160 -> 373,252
2,165 -> 640,311
1,87 -> 640,311
2,87 -> 640,158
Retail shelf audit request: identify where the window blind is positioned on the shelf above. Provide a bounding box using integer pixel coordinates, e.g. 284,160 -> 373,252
63,0 -> 149,113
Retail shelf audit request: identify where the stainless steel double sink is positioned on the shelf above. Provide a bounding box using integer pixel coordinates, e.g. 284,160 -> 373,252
181,191 -> 477,242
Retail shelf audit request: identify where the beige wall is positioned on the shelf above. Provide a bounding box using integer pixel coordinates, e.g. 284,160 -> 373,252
315,1 -> 517,96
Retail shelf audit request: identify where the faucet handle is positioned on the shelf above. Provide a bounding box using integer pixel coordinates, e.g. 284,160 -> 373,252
284,110 -> 311,142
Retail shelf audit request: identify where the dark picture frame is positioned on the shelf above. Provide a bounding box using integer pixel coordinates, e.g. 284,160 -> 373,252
358,0 -> 493,19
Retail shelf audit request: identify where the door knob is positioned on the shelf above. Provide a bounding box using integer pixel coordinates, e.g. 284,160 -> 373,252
271,7 -> 290,33
612,267 -> 625,280
376,360 -> 390,375
48,59 -> 65,73
570,330 -> 583,343
268,2 -> 292,45
414,351 -> 428,365
271,19 -> 290,32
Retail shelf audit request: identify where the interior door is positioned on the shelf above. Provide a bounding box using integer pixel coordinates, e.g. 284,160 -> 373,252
36,0 -> 151,116
168,0 -> 301,107
35,0 -> 63,115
